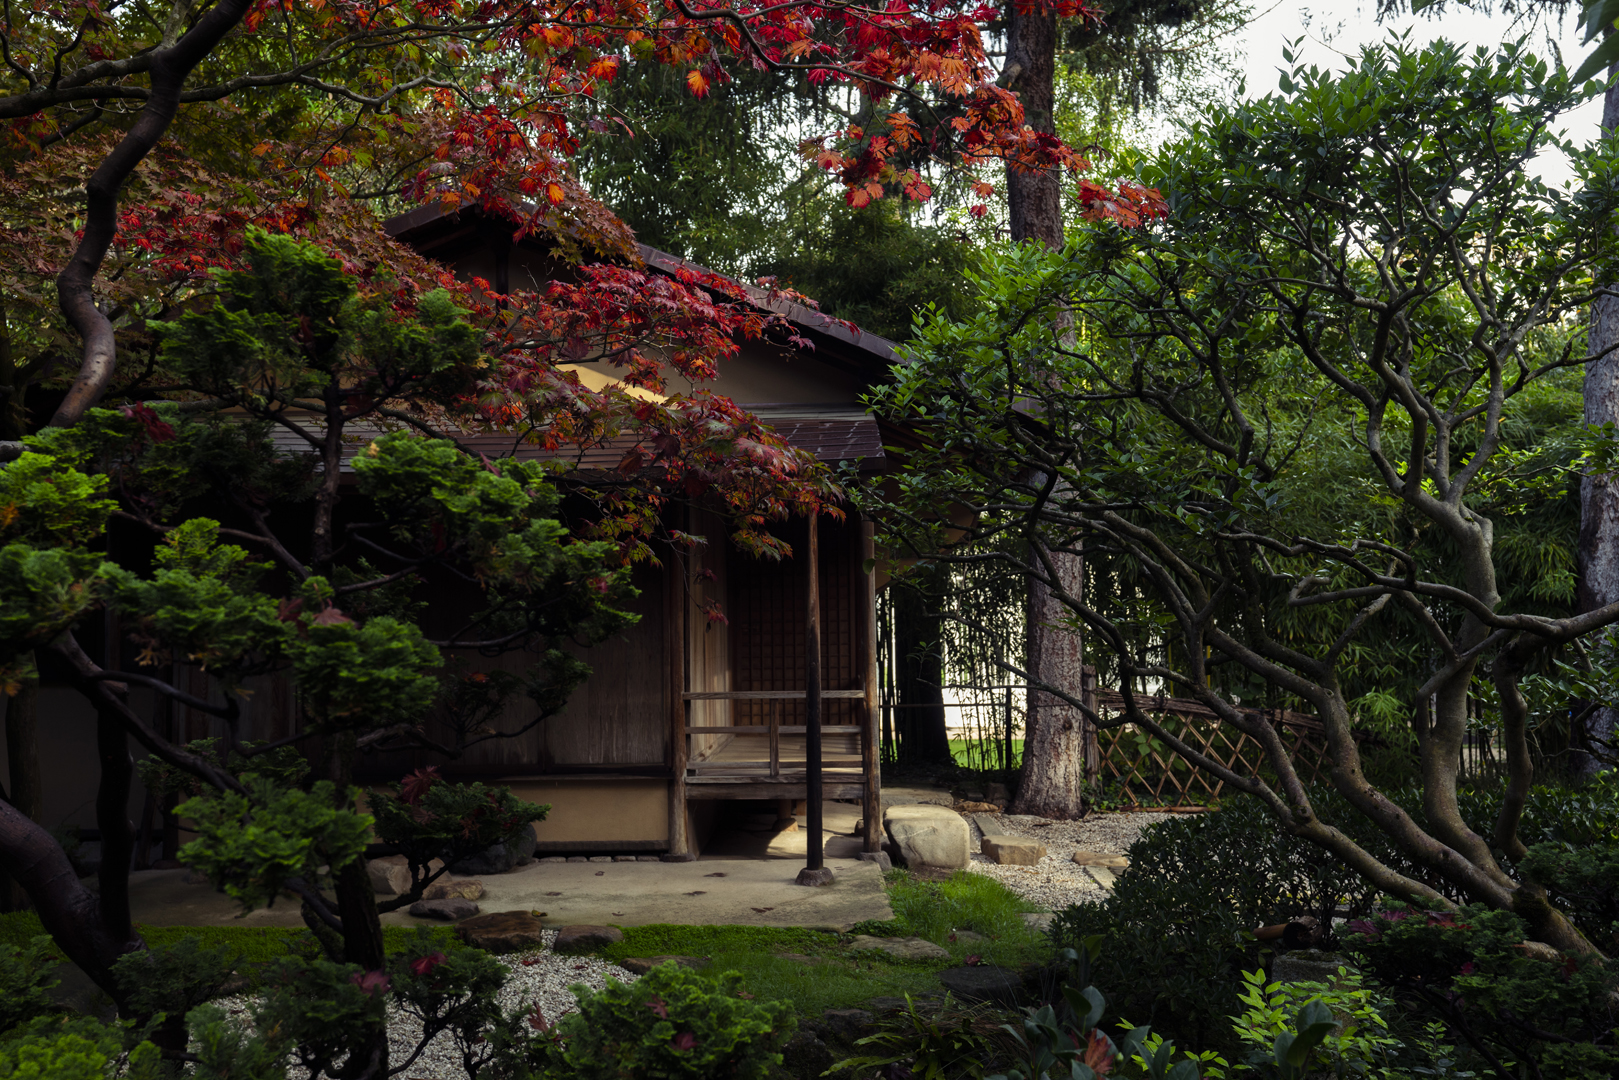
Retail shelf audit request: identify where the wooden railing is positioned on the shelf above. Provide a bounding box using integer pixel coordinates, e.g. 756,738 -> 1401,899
681,690 -> 865,779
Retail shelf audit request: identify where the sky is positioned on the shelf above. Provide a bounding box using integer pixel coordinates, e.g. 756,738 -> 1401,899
1227,1 -> 1605,187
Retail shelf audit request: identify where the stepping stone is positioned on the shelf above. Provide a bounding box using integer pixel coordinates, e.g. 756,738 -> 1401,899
848,934 -> 950,961
938,964 -> 1024,1005
409,898 -> 479,921
1022,912 -> 1055,932
1086,866 -> 1119,890
552,924 -> 624,955
423,878 -> 485,901
956,801 -> 1000,813
1070,851 -> 1129,868
856,850 -> 892,873
618,955 -> 708,975
884,805 -> 970,869
970,813 -> 1003,835
457,911 -> 546,953
981,835 -> 1046,866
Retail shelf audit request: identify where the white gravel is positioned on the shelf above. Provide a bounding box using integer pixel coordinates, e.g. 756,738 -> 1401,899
212,929 -> 635,1080
962,810 -> 1176,911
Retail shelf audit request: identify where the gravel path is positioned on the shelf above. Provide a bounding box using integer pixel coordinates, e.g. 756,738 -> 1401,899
962,810 -> 1176,911
214,929 -> 635,1080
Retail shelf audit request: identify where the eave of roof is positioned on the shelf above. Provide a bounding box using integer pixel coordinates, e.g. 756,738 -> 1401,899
381,204 -> 902,369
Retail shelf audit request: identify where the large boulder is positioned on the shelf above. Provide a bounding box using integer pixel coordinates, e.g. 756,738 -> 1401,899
367,857 -> 412,896
450,824 -> 538,876
552,924 -> 625,955
456,911 -> 546,953
938,964 -> 1024,1005
884,805 -> 970,869
409,898 -> 479,921
424,877 -> 485,901
981,835 -> 1046,866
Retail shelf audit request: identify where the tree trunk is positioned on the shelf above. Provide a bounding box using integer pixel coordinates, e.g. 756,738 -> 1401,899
1012,545 -> 1090,818
893,579 -> 951,764
1579,64 -> 1619,779
1003,6 -> 1088,817
1002,3 -> 1062,248
2,662 -> 40,911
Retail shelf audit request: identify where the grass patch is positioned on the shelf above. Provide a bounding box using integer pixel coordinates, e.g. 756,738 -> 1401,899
601,924 -> 839,962
857,870 -> 1042,950
1,912 -> 460,969
949,738 -> 1022,770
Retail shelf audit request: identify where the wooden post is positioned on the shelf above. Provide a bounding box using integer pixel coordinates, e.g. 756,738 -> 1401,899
860,518 -> 882,853
1081,664 -> 1100,782
666,534 -> 691,860
797,513 -> 832,885
769,698 -> 780,779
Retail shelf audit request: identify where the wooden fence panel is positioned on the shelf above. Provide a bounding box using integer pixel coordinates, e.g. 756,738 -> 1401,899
1091,691 -> 1334,806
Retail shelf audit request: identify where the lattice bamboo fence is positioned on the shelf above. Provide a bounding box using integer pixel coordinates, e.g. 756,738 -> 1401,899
1091,690 -> 1334,806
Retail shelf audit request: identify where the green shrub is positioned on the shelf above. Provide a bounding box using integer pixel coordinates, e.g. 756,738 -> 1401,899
0,937 -> 60,1036
1518,841 -> 1619,955
537,962 -> 795,1080
1048,794 -> 1402,1054
0,1016 -> 162,1080
1346,903 -> 1619,1079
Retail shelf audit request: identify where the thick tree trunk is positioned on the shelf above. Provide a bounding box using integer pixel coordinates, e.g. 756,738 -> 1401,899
1579,65 -> 1619,778
1002,4 -> 1062,248
1012,545 -> 1089,819
893,579 -> 951,764
1002,7 -> 1088,817
2,664 -> 40,911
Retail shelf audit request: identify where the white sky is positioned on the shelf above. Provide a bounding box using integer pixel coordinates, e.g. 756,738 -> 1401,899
1227,1 -> 1604,187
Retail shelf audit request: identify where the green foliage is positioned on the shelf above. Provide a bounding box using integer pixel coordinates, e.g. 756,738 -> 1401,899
184,1004 -> 291,1080
177,779 -> 373,911
989,982 -> 1205,1080
538,963 -> 796,1080
0,936 -> 60,1036
0,542 -> 107,691
0,451 -> 114,547
0,1017 -> 161,1080
1231,967 -> 1437,1079
111,936 -> 242,1027
854,870 -> 1043,958
1347,904 -> 1619,1078
248,952 -> 389,1078
832,994 -> 1002,1080
369,771 -> 549,886
1048,797 -> 1401,1053
284,614 -> 440,729
1518,841 -> 1619,955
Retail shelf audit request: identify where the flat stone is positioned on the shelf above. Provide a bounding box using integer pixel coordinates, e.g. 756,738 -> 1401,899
848,934 -> 950,961
1070,851 -> 1129,868
540,856 -> 566,864
982,835 -> 1046,866
553,924 -> 625,955
457,910 -> 546,953
566,856 -> 587,863
613,855 -> 639,862
636,855 -> 663,862
1272,949 -> 1347,985
970,813 -> 1003,835
618,955 -> 709,975
1086,866 -> 1118,890
409,898 -> 479,921
1022,912 -> 1055,933
938,964 -> 1024,1005
423,878 -> 485,901
957,801 -> 1000,813
820,1008 -> 873,1041
367,857 -> 411,896
884,805 -> 970,869
856,850 -> 892,873
588,856 -> 613,863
